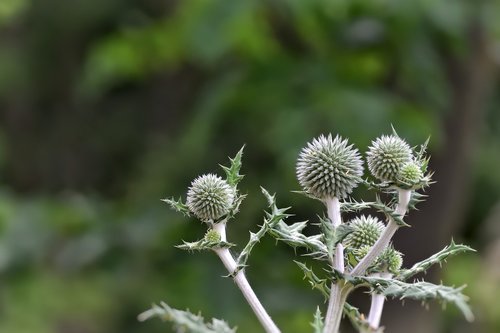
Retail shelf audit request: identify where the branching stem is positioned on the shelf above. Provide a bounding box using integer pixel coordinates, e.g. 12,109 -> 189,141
212,222 -> 281,333
350,189 -> 411,276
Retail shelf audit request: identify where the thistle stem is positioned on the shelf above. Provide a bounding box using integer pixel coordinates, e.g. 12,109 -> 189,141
324,197 -> 348,333
213,222 -> 281,333
350,189 -> 411,276
366,272 -> 392,330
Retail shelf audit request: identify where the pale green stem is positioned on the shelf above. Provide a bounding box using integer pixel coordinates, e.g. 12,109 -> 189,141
324,197 -> 347,333
213,222 -> 281,333
350,189 -> 411,276
366,272 -> 392,330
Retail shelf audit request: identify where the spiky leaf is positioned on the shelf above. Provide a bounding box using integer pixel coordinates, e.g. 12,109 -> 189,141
220,146 -> 245,187
162,197 -> 191,216
397,240 -> 475,281
349,276 -> 474,322
138,302 -> 236,333
311,307 -> 324,333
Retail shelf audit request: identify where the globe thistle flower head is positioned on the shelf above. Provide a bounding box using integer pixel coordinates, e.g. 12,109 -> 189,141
204,229 -> 222,243
186,174 -> 234,222
397,160 -> 424,187
344,215 -> 385,249
367,135 -> 412,182
375,247 -> 403,274
296,134 -> 363,200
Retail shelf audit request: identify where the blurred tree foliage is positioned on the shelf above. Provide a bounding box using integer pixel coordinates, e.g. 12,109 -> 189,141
0,0 -> 499,332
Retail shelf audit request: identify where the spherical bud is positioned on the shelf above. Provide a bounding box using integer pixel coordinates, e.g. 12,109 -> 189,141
296,134 -> 363,200
186,174 -> 234,222
344,215 -> 385,249
366,135 -> 412,182
397,161 -> 424,187
204,229 -> 221,243
375,247 -> 403,274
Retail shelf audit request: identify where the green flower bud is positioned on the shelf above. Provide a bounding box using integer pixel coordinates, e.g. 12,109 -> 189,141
186,174 -> 234,222
352,245 -> 403,274
204,229 -> 222,243
375,247 -> 403,274
397,161 -> 424,187
344,215 -> 385,249
367,135 -> 412,182
296,134 -> 363,200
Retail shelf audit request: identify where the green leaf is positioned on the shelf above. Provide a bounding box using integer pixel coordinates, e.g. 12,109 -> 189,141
349,276 -> 474,322
295,261 -> 330,299
311,307 -> 324,333
161,197 -> 191,216
138,302 -> 236,333
176,238 -> 234,252
343,303 -> 375,332
261,188 -> 327,257
397,240 -> 475,281
220,146 -> 245,187
318,216 -> 352,262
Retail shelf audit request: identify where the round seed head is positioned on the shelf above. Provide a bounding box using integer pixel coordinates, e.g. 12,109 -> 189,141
344,215 -> 385,249
397,161 -> 424,186
296,134 -> 364,200
367,135 -> 412,181
186,174 -> 234,222
204,229 -> 222,243
376,247 -> 403,273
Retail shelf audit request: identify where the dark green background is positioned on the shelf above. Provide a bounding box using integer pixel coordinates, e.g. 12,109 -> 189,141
0,0 -> 499,332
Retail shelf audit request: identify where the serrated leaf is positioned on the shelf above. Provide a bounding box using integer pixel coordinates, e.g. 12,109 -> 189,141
349,276 -> 474,321
261,188 -> 327,257
138,302 -> 236,333
397,240 -> 475,281
295,261 -> 330,299
176,238 -> 234,251
343,303 -> 376,332
318,216 -> 352,262
220,146 -> 245,187
311,307 -> 324,333
161,197 -> 191,216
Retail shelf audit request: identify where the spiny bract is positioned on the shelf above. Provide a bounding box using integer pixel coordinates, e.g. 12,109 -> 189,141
296,134 -> 363,200
366,135 -> 412,182
186,174 -> 234,222
397,160 -> 424,187
344,215 -> 385,249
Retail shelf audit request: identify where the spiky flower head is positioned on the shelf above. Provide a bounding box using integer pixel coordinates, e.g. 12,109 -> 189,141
204,229 -> 221,243
344,215 -> 385,249
186,174 -> 234,222
353,245 -> 403,274
397,160 -> 424,187
296,134 -> 363,200
366,135 -> 412,182
375,246 -> 403,274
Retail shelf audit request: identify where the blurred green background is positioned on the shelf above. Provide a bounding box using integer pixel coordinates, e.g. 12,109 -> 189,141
1,0 -> 499,332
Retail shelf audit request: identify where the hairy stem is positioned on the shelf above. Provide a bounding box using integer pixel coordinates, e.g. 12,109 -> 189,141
366,272 -> 392,330
324,197 -> 347,333
350,189 -> 411,276
213,222 -> 281,333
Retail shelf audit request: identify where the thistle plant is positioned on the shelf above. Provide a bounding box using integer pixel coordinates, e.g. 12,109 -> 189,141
139,130 -> 474,333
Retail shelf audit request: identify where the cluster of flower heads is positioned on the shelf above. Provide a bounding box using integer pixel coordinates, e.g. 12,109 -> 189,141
183,132 -> 427,224
296,133 -> 427,200
344,215 -> 402,274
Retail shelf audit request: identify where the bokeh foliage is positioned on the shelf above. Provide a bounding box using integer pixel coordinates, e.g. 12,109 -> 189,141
0,0 -> 499,332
